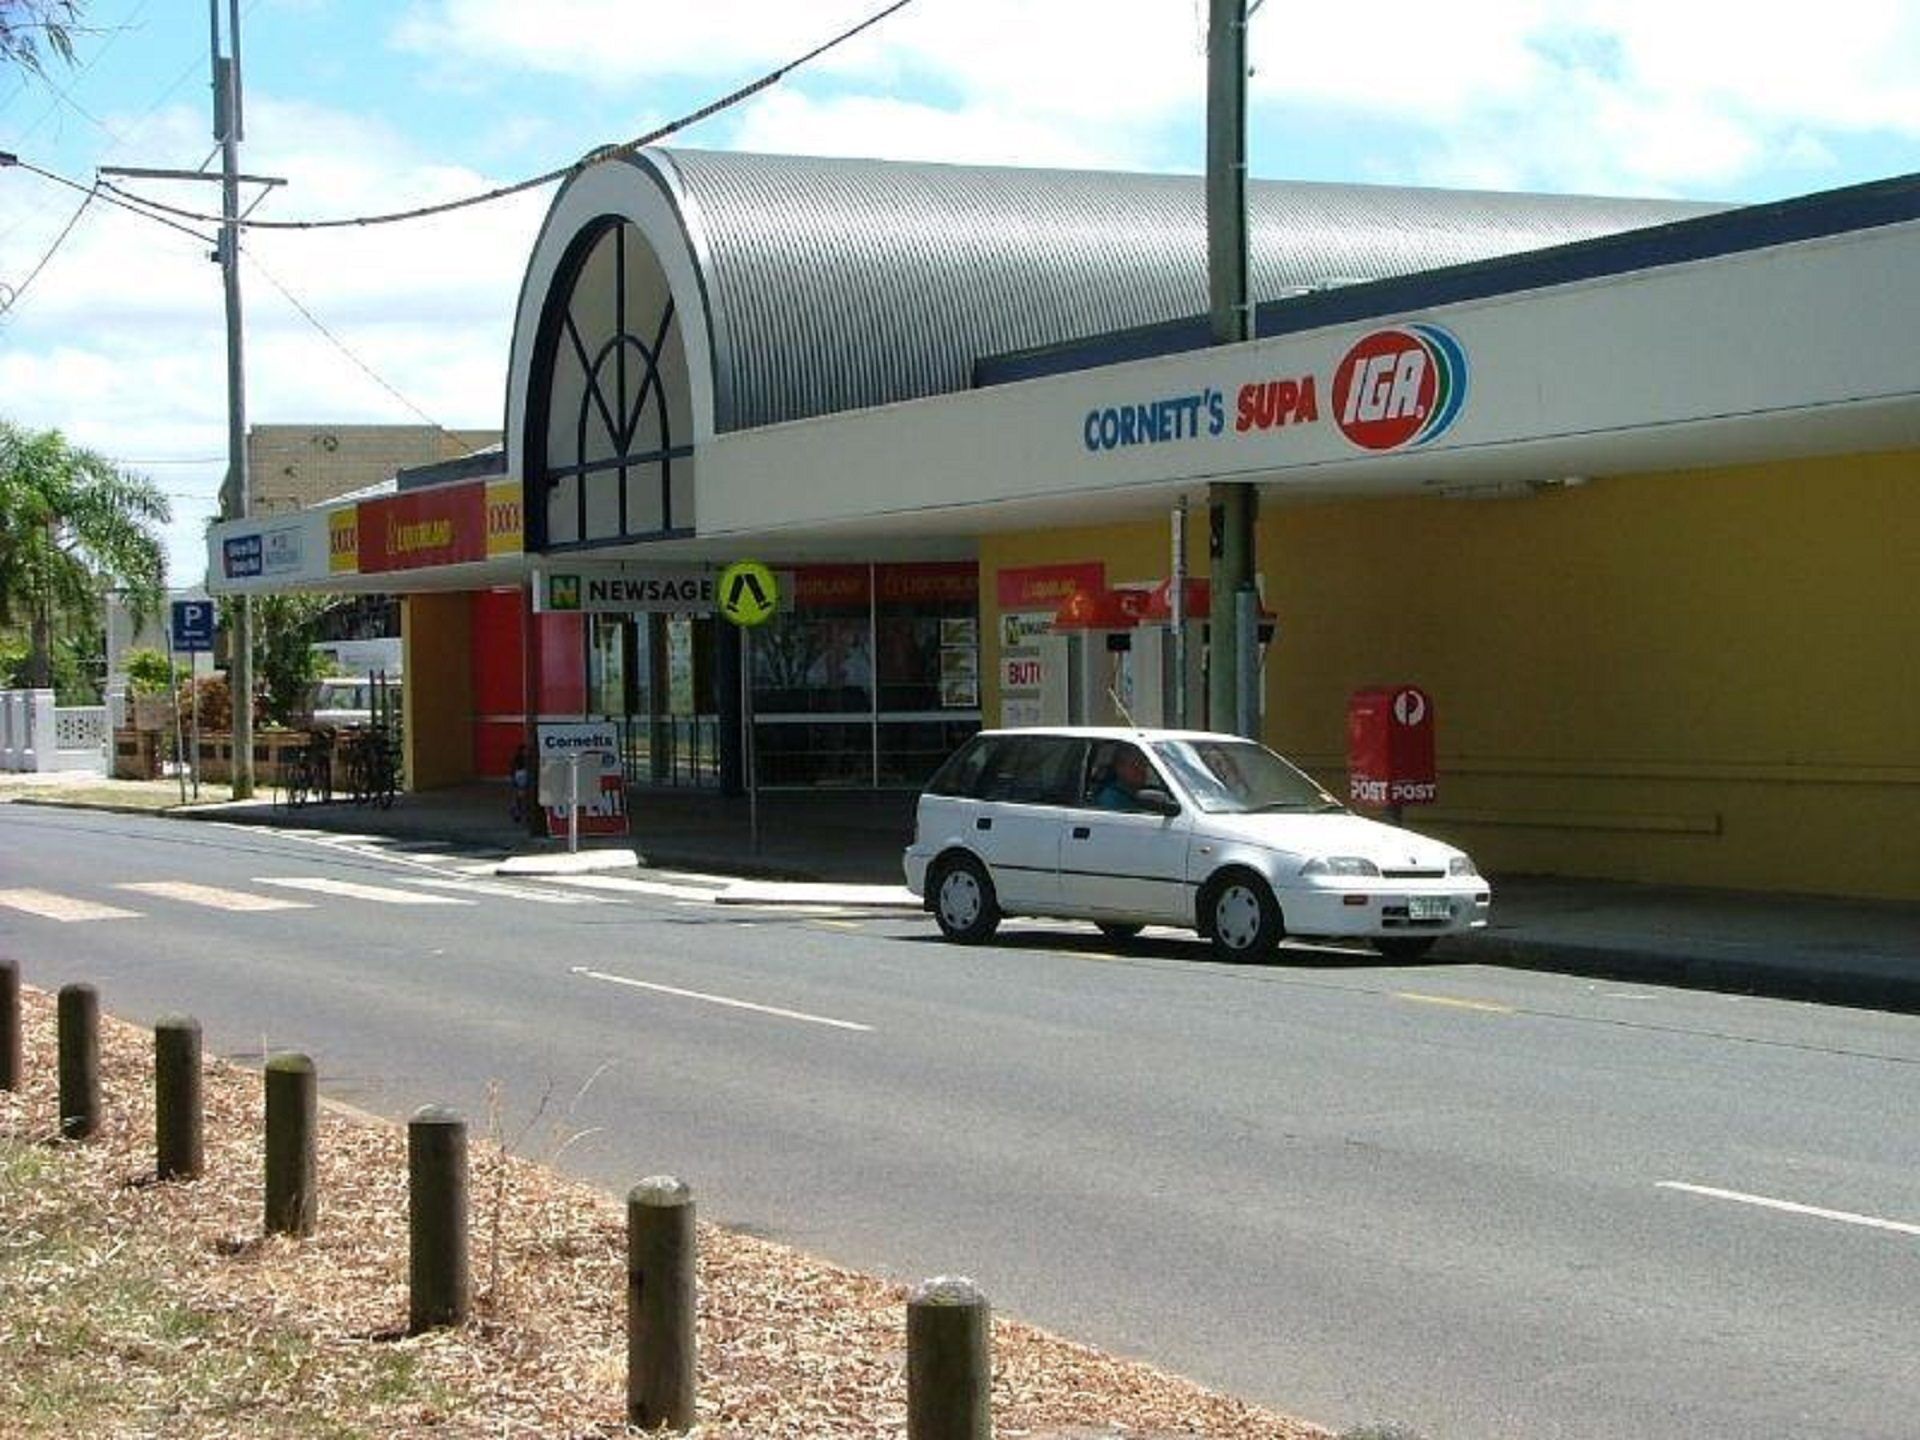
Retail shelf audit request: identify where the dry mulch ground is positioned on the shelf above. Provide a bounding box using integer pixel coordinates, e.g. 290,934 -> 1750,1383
0,984 -> 1331,1438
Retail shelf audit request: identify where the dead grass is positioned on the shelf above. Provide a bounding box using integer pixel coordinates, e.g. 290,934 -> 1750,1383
0,986 -> 1329,1438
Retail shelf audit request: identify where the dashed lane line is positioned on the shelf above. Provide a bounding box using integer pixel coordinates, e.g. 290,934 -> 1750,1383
570,966 -> 874,1033
1658,1181 -> 1920,1238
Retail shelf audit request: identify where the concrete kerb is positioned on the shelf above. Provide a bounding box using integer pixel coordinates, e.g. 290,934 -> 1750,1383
714,881 -> 924,912
1457,932 -> 1920,1017
496,849 -> 642,877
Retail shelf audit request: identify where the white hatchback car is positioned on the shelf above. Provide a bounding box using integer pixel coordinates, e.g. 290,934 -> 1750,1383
904,727 -> 1490,962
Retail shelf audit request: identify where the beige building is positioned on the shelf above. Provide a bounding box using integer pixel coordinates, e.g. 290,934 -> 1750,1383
247,424 -> 498,514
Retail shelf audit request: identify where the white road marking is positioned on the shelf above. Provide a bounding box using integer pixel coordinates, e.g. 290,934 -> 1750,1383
0,888 -> 141,923
570,966 -> 873,1032
1659,1181 -> 1920,1237
118,881 -> 312,913
722,903 -> 873,918
1394,991 -> 1515,1015
403,876 -> 604,905
542,874 -> 720,902
255,877 -> 472,906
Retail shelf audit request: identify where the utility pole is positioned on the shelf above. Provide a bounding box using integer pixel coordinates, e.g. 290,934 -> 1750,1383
212,0 -> 254,796
1206,0 -> 1259,737
99,11 -> 281,797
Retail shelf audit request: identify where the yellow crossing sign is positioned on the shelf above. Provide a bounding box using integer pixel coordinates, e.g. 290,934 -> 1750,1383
717,560 -> 779,627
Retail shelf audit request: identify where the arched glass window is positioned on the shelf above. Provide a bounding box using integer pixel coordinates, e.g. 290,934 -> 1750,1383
527,219 -> 694,549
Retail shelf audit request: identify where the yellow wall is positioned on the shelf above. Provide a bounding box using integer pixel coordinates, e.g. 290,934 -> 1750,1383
402,592 -> 475,791
979,449 -> 1919,901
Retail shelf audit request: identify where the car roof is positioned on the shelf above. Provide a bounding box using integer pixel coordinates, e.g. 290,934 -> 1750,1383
975,726 -> 1253,743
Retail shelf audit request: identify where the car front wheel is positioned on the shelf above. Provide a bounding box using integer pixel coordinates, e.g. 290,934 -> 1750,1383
931,854 -> 1001,944
1202,871 -> 1282,961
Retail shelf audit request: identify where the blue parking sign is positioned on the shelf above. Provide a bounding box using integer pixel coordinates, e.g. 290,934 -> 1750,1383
171,599 -> 215,653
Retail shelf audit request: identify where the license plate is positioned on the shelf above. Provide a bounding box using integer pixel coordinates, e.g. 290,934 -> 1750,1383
1407,896 -> 1453,921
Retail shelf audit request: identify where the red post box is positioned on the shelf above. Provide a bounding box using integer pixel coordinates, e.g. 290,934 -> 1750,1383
1347,685 -> 1436,810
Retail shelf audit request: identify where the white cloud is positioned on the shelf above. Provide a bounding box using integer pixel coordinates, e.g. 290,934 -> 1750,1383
6,0 -> 1915,589
1,91 -> 544,586
726,90 -> 1141,172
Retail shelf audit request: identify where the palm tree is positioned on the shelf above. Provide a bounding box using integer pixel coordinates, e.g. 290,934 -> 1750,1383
0,421 -> 170,690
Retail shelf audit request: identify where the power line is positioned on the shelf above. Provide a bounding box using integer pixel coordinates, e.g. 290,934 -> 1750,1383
5,153 -> 215,247
0,180 -> 98,317
243,249 -> 447,432
90,0 -> 922,233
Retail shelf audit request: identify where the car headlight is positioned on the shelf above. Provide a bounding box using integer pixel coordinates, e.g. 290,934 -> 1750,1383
1449,855 -> 1479,878
1301,856 -> 1382,878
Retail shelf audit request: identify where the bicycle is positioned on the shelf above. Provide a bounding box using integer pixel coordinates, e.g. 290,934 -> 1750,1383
280,732 -> 332,808
281,745 -> 313,809
341,726 -> 399,809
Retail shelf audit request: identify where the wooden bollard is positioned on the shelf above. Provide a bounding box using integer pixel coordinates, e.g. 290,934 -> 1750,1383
0,957 -> 19,1091
154,1015 -> 203,1181
408,1105 -> 469,1333
56,983 -> 100,1140
263,1053 -> 316,1236
627,1175 -> 696,1432
908,1276 -> 991,1440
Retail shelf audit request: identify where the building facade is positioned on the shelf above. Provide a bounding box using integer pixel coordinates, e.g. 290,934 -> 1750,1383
209,151 -> 1920,901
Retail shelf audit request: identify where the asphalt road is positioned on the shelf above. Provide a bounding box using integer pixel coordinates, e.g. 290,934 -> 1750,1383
5,804 -> 1919,1439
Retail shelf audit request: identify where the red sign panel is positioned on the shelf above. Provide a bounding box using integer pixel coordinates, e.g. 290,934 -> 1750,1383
996,562 -> 1106,611
877,561 -> 978,605
358,485 -> 487,575
792,564 -> 871,608
1347,685 -> 1436,806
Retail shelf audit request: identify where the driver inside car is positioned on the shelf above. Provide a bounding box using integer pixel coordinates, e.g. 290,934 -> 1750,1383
1093,745 -> 1154,810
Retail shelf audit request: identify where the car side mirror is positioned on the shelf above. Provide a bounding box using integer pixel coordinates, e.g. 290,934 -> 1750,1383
1136,786 -> 1179,816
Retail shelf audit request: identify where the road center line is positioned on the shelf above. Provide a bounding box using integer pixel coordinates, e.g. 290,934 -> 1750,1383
1393,991 -> 1515,1014
570,966 -> 873,1033
1658,1181 -> 1920,1236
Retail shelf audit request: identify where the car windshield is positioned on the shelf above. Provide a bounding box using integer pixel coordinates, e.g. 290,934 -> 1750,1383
1150,738 -> 1344,815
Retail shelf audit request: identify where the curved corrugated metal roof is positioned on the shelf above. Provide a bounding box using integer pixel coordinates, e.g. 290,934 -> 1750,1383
640,148 -> 1719,434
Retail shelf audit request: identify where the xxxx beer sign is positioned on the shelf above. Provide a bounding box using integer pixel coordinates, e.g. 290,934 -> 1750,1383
485,478 -> 523,557
328,508 -> 359,574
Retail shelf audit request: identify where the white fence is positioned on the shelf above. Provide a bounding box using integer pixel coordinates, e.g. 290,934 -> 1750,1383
0,689 -> 109,774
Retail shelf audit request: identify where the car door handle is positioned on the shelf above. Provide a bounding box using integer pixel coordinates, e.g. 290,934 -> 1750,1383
1071,825 -> 1091,840
976,817 -> 992,831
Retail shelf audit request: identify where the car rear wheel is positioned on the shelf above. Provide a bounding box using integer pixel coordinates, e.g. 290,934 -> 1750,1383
1202,871 -> 1282,961
1372,936 -> 1438,963
931,854 -> 1000,944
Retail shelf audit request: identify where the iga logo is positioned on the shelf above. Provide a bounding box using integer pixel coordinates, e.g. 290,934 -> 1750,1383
1332,323 -> 1468,451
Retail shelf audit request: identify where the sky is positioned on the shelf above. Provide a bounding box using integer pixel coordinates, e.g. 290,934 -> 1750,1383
2,0 -> 1916,587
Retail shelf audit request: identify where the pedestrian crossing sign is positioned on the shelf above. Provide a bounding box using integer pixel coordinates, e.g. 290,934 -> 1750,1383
717,560 -> 779,627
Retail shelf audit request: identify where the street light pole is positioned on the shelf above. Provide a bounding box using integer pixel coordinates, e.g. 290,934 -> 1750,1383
212,0 -> 253,796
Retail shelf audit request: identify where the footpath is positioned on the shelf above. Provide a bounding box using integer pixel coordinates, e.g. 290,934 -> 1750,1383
6,771 -> 1917,1015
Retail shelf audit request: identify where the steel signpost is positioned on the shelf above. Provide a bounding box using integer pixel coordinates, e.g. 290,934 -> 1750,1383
717,561 -> 780,854
534,721 -> 627,850
171,601 -> 216,800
